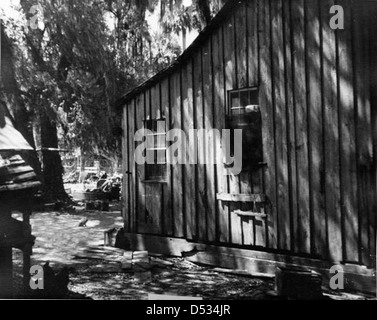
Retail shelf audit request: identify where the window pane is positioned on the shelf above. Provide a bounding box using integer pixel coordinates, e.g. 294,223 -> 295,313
146,133 -> 154,150
157,149 -> 166,164
240,91 -> 249,108
230,91 -> 240,112
157,133 -> 165,148
249,89 -> 259,104
145,119 -> 167,181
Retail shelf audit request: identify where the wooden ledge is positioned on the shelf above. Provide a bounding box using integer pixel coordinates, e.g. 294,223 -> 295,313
216,193 -> 266,202
234,210 -> 267,218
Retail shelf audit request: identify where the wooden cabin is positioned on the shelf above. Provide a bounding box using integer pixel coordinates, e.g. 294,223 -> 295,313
118,0 -> 377,293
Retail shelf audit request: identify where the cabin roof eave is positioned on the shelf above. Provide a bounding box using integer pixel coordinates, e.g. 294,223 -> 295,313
115,0 -> 242,110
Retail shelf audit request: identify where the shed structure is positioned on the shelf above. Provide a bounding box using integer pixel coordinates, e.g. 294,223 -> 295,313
118,0 -> 377,293
0,101 -> 40,297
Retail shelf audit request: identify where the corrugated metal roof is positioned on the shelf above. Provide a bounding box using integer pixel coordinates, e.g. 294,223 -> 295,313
115,0 -> 242,109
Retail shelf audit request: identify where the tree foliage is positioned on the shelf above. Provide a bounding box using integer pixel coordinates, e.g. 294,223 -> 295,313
1,0 -> 224,200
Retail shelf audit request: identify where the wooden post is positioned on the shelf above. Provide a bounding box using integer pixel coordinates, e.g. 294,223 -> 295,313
0,247 -> 13,298
0,206 -> 13,298
22,209 -> 32,295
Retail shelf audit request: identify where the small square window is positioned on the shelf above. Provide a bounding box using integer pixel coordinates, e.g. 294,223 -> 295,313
226,87 -> 263,172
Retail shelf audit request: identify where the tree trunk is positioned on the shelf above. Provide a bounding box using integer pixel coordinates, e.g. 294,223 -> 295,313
195,0 -> 212,26
40,111 -> 67,202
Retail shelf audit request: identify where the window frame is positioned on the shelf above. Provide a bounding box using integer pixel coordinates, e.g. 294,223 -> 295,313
227,87 -> 260,115
226,86 -> 264,172
143,118 -> 168,183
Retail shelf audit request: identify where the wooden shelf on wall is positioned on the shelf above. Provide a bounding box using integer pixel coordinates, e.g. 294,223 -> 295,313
233,210 -> 267,218
216,193 -> 266,203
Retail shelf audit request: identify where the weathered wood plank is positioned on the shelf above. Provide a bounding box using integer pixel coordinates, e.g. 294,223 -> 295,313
247,0 -> 258,87
236,1 -> 248,89
354,2 -> 374,265
236,1 -> 254,246
194,49 -> 206,241
0,166 -> 34,176
259,0 -> 278,249
171,71 -> 184,238
128,99 -> 135,233
337,0 -> 358,263
305,0 -> 326,258
253,169 -> 266,247
224,13 -> 242,245
247,0 -> 265,247
2,171 -> 37,183
182,61 -> 196,240
122,104 -> 129,231
272,0 -> 290,251
240,193 -> 253,246
212,26 -> 230,243
216,193 -> 265,202
212,267 -> 275,279
283,0 -> 298,253
135,93 -> 146,234
203,39 -> 217,243
292,0 -> 310,254
321,0 -> 342,262
144,89 -> 154,234
161,77 -> 173,236
234,210 -> 267,218
366,2 -> 377,267
145,85 -> 163,234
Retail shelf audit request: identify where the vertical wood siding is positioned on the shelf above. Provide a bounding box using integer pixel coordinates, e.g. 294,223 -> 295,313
122,0 -> 377,266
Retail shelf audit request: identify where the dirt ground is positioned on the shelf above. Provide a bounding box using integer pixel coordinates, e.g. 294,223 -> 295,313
9,199 -> 374,300
10,202 -> 275,300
